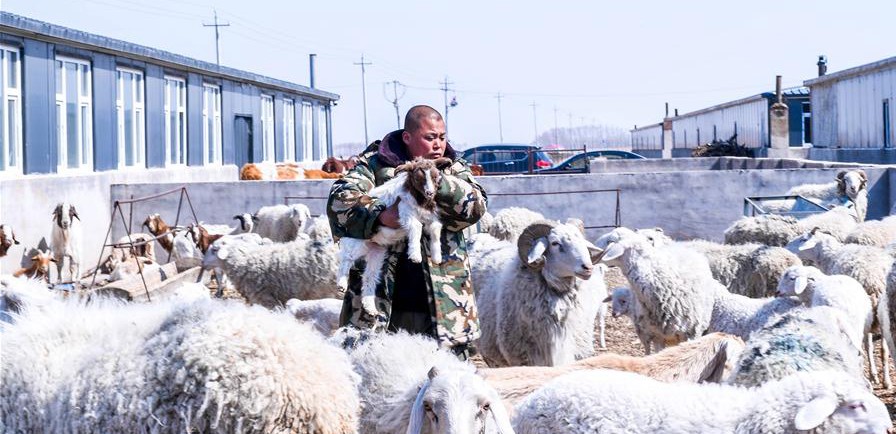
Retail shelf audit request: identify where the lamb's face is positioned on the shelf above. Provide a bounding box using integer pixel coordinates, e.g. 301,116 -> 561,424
784,231 -> 831,263
838,170 -> 867,199
413,368 -> 511,434
791,376 -> 890,434
776,265 -> 818,297
594,227 -> 639,250
609,287 -> 631,318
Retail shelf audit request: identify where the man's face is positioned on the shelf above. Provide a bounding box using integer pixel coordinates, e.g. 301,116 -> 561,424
403,118 -> 447,159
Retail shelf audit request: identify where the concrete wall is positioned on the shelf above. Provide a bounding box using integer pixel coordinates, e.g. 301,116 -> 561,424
0,166 -> 236,276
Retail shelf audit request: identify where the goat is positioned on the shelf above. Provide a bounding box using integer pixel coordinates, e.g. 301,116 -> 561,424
50,202 -> 82,285
13,250 -> 56,283
321,156 -> 358,174
304,169 -> 343,179
0,224 -> 20,258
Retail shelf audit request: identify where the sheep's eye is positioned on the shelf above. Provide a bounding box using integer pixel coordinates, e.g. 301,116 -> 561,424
551,241 -> 560,246
481,403 -> 491,412
807,277 -> 815,282
423,402 -> 433,412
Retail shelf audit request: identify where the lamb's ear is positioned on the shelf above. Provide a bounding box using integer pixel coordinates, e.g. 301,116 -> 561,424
585,240 -> 603,264
793,275 -> 808,295
598,242 -> 625,263
566,218 -> 586,235
697,340 -> 729,383
526,237 -> 549,266
406,379 -> 432,434
794,395 -> 839,431
602,295 -> 612,303
797,239 -> 817,251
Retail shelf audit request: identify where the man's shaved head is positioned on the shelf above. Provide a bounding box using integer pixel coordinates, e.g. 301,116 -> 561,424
404,105 -> 443,133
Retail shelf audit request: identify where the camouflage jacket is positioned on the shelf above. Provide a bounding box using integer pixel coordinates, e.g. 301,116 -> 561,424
327,130 -> 488,348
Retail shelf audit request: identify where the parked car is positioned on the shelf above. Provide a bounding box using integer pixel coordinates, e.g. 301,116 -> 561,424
534,150 -> 646,173
460,144 -> 554,173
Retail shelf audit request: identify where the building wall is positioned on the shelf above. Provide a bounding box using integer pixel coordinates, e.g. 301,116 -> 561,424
631,124 -> 662,151
811,65 -> 896,149
671,98 -> 769,149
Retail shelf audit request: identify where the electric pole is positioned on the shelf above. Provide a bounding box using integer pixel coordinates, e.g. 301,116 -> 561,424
203,9 -> 230,68
553,106 -> 559,145
495,93 -> 504,143
439,76 -> 454,127
354,55 -> 372,144
383,80 -> 406,129
530,101 -> 539,144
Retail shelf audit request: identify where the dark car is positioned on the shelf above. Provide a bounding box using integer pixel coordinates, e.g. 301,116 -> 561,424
535,150 -> 646,173
460,144 -> 554,174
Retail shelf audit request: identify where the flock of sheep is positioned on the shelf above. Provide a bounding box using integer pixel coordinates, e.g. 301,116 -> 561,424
1,168 -> 895,433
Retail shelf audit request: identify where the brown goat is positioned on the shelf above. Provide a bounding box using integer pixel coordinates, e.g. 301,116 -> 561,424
303,169 -> 343,179
142,214 -> 174,253
469,164 -> 485,177
321,156 -> 358,174
13,250 -> 56,283
188,224 -> 224,254
0,224 -> 20,257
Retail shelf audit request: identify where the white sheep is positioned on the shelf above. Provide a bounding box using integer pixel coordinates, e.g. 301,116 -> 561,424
0,296 -> 360,433
845,215 -> 896,247
680,239 -> 802,298
724,206 -> 859,247
286,297 -> 343,335
787,168 -> 869,222
480,332 -> 744,411
727,306 -> 866,388
347,331 -> 513,434
604,286 -> 659,354
0,274 -> 60,323
486,206 -> 545,241
785,228 -> 892,388
707,284 -> 803,341
336,157 -> 449,317
512,369 -> 890,434
471,220 -> 606,367
252,203 -> 312,242
50,202 -> 82,285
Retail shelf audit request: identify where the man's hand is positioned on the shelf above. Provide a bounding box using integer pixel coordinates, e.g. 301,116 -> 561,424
378,198 -> 401,229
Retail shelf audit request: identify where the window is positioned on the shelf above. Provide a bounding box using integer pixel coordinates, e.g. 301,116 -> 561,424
0,45 -> 22,174
301,101 -> 313,162
283,99 -> 296,162
55,56 -> 93,172
202,84 -> 222,164
802,102 -> 812,143
164,76 -> 187,166
116,67 -> 145,168
260,94 -> 274,162
884,99 -> 891,149
317,103 -> 330,160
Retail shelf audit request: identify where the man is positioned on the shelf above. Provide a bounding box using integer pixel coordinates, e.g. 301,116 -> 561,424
327,105 -> 487,358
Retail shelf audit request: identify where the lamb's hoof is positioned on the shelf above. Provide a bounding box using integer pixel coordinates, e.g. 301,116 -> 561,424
431,254 -> 443,264
408,252 -> 423,263
336,277 -> 349,290
361,296 -> 379,317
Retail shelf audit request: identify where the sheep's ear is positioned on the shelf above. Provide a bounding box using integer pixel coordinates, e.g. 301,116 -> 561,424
602,295 -> 612,303
216,245 -> 230,260
794,396 -> 839,431
653,227 -> 664,233
797,239 -> 817,251
485,389 -> 515,434
858,169 -> 868,182
598,242 -> 625,263
836,170 -> 847,181
406,379 -> 432,434
585,240 -> 603,264
793,275 -> 808,295
566,218 -> 586,235
526,237 -> 549,266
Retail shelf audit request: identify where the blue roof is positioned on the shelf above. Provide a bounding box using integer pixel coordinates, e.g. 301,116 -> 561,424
0,12 -> 339,102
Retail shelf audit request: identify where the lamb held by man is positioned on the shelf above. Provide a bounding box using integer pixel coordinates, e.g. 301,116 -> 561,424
336,156 -> 452,317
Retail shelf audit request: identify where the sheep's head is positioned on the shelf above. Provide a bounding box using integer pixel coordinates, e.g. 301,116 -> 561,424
288,204 -> 312,234
517,220 -> 603,285
406,366 -> 513,434
837,169 -> 868,200
594,227 -> 643,250
784,228 -> 836,263
397,157 -> 452,210
0,224 -> 20,257
790,371 -> 889,434
776,265 -> 822,297
232,213 -> 257,233
604,287 -> 632,318
52,202 -> 79,230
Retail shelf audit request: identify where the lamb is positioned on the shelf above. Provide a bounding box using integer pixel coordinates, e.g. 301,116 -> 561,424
680,239 -> 802,298
480,332 -> 744,410
604,287 -> 659,353
0,295 -> 360,433
108,256 -> 162,282
50,202 -> 82,284
202,232 -> 341,308
471,220 -> 606,367
0,223 -> 20,258
706,284 -> 803,341
785,228 -> 892,388
787,168 -> 869,221
486,206 -> 545,241
347,331 -> 513,434
727,306 -> 866,387
12,249 -> 55,283
844,215 -> 896,247
336,157 -> 450,317
723,206 -> 859,247
512,369 -> 890,434
252,203 -> 312,242
286,297 -> 343,335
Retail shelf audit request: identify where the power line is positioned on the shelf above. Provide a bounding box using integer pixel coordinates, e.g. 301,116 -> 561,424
495,92 -> 504,143
354,54 -> 373,144
202,9 -> 229,68
383,80 -> 406,129
439,76 -> 455,128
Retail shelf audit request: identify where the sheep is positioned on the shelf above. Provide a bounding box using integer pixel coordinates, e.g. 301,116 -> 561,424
512,369 -> 890,434
845,215 -> 896,247
286,298 -> 343,335
12,249 -> 55,283
0,223 -> 20,258
202,233 -> 341,308
50,202 -> 82,285
0,296 -> 360,433
471,219 -> 606,367
108,256 -> 162,282
252,203 -> 313,242
723,206 -> 859,247
232,212 -> 256,234
680,239 -> 802,298
0,274 -> 60,322
727,306 -> 866,388
787,168 -> 869,221
198,232 -> 273,298
336,157 -> 450,317
486,206 -> 545,242
878,261 -> 896,396
347,331 -> 513,434
785,228 -> 892,388
604,287 -> 659,354
597,231 -> 717,351
480,332 -> 744,411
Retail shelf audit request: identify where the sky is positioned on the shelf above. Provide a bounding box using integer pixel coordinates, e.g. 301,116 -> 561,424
4,1 -> 896,150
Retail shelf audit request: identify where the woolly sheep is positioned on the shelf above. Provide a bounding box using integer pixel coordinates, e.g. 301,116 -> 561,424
471,220 -> 606,367
877,261 -> 896,396
845,215 -> 896,247
50,202 -> 82,284
481,332 -> 744,411
0,296 -> 360,433
252,203 -> 312,242
680,239 -> 802,298
785,228 -> 892,388
724,206 -> 859,247
202,233 -> 341,308
0,274 -> 59,323
512,369 -> 890,434
604,287 -> 659,354
707,285 -> 802,341
348,331 -> 513,434
727,306 -> 866,388
787,169 -> 869,222
486,207 -> 545,241
286,298 -> 342,335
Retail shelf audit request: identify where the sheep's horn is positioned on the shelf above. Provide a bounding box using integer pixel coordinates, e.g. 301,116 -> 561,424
517,220 -> 557,269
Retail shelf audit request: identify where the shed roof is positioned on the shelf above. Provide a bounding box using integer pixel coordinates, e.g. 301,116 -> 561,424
804,56 -> 896,87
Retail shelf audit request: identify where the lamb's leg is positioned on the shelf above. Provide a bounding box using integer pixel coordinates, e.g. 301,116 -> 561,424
426,220 -> 444,264
336,240 -> 365,290
405,218 -> 425,263
213,267 -> 228,298
882,335 -> 892,389
597,303 -> 607,350
360,243 -> 387,317
868,332 -> 880,385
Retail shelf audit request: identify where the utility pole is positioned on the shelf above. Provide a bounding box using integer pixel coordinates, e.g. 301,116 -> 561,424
439,76 -> 454,127
568,113 -> 574,146
383,80 -> 406,129
203,9 -> 230,68
354,55 -> 372,144
495,92 -> 504,143
553,106 -> 559,145
530,101 -> 539,144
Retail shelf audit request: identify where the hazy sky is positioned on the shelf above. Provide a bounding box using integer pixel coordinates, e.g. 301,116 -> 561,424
4,1 -> 895,149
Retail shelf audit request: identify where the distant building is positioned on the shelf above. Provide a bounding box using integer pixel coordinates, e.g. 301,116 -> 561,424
0,12 -> 338,177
